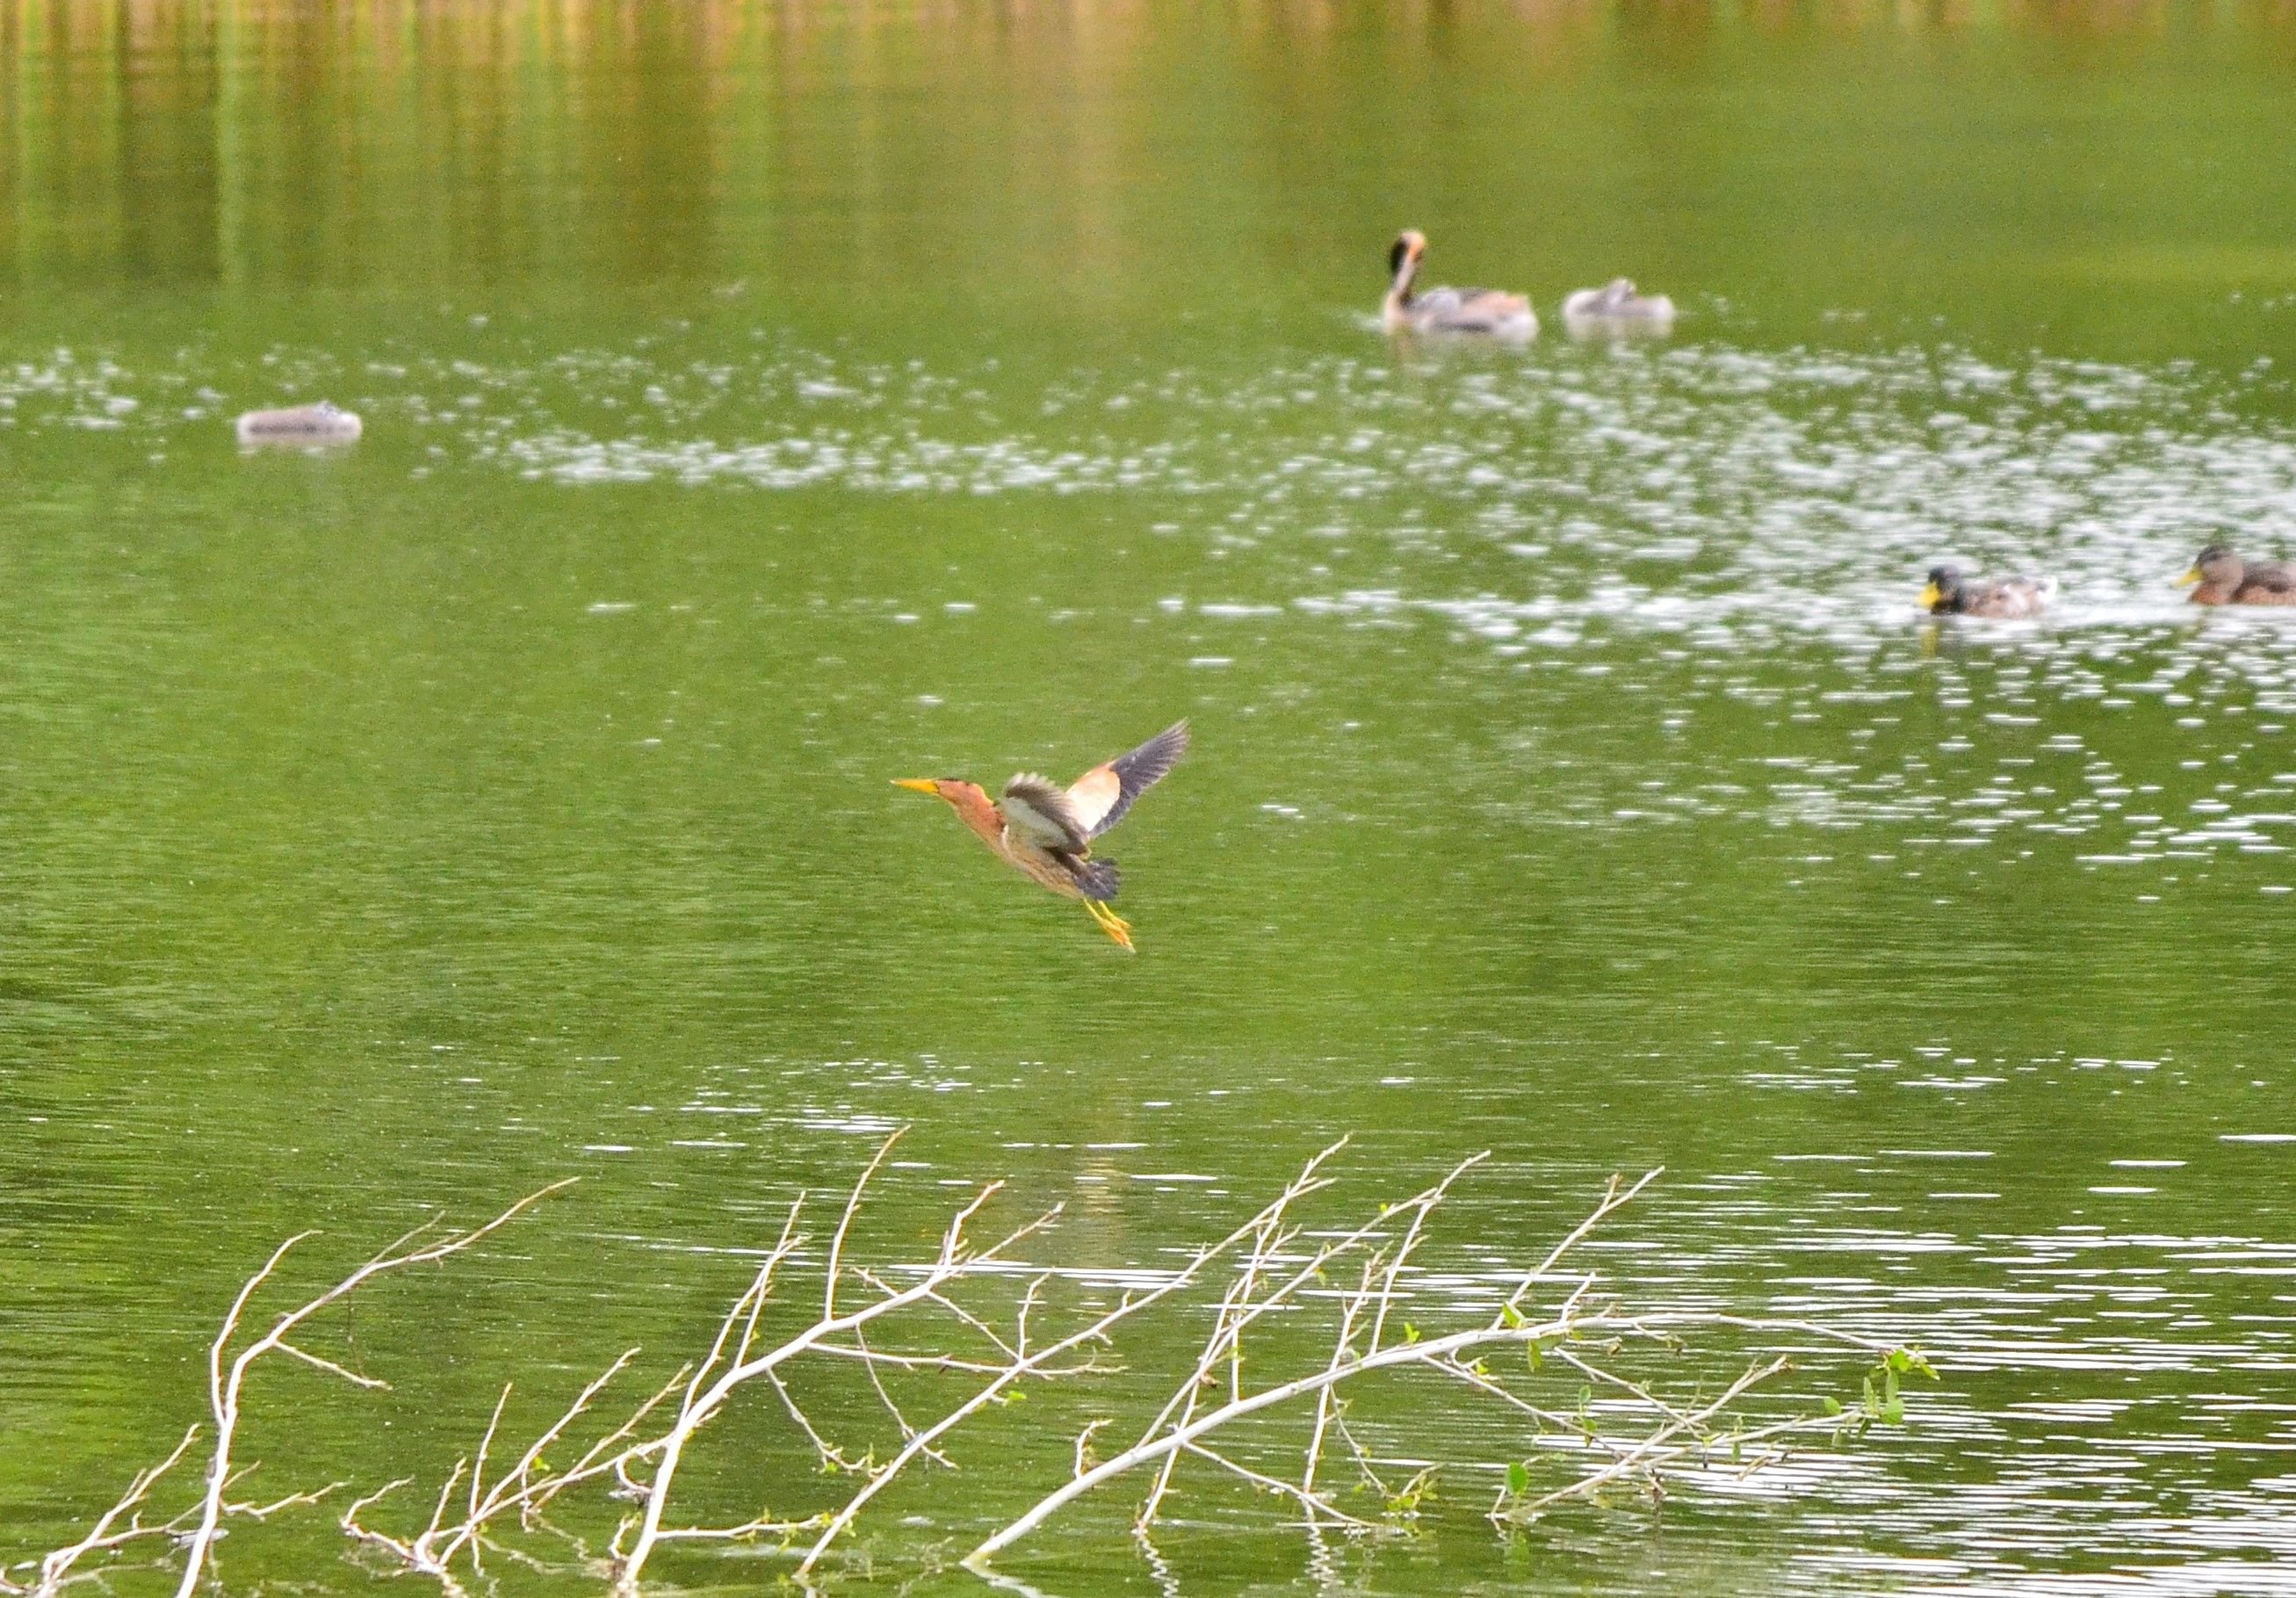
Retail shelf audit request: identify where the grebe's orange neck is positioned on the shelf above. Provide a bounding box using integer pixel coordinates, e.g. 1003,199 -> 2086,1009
1384,231 -> 1426,323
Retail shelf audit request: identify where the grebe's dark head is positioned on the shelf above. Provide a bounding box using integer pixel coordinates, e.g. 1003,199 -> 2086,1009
1389,230 -> 1427,279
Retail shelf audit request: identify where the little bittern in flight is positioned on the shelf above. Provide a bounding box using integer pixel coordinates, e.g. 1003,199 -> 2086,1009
896,720 -> 1190,951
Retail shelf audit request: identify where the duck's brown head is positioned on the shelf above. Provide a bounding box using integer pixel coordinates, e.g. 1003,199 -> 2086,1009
2177,545 -> 2241,591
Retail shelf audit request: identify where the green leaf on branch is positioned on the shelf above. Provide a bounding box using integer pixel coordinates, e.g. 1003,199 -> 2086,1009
1505,1460 -> 1530,1496
1886,1347 -> 1940,1381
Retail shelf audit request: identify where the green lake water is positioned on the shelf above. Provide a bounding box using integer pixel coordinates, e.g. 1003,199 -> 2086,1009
6,3 -> 2296,1593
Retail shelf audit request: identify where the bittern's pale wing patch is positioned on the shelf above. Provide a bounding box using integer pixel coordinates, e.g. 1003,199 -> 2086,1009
1068,719 -> 1189,839
1000,774 -> 1088,851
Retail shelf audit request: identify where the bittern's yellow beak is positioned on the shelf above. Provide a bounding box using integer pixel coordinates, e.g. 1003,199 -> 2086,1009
893,778 -> 941,795
2174,568 -> 2202,588
1917,582 -> 1942,611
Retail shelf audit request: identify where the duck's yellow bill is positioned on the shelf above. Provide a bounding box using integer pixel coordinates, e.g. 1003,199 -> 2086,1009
2174,568 -> 2202,588
1917,582 -> 1942,610
893,778 -> 940,793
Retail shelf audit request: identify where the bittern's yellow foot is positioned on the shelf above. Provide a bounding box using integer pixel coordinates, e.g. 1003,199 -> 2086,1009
1085,899 -> 1135,952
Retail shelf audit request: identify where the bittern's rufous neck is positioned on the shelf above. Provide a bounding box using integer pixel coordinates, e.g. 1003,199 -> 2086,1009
894,777 -> 1003,846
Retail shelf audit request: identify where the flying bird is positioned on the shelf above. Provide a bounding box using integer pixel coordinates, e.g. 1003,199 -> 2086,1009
895,720 -> 1191,951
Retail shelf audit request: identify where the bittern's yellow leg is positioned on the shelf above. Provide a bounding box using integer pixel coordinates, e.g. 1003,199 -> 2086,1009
1084,899 -> 1135,952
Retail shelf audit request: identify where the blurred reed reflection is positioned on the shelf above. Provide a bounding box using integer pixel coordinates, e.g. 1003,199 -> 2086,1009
6,0 -> 2293,306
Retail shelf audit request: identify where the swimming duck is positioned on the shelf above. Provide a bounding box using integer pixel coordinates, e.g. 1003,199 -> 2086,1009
1561,277 -> 1676,329
1920,566 -> 2050,618
1382,230 -> 1536,337
2176,545 -> 2296,605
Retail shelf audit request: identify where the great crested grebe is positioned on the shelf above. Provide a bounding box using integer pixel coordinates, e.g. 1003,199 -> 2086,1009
1561,277 -> 1676,329
1382,230 -> 1535,337
2177,546 -> 2296,605
1920,566 -> 2051,618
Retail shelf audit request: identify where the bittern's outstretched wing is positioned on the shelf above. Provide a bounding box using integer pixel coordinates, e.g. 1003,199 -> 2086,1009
1000,774 -> 1088,852
1066,719 -> 1190,840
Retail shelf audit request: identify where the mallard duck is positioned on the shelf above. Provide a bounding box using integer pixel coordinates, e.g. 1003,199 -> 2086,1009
1920,566 -> 2050,618
1561,277 -> 1676,329
2176,545 -> 2296,605
1382,230 -> 1536,337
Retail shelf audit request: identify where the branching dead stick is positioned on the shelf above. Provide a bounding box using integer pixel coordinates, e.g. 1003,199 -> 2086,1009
340,1478 -> 415,1550
1087,1143 -> 1346,1527
1297,1255 -> 1382,1507
1365,1152 -> 1490,1358
1137,1239 -> 1267,1525
1134,1145 -> 1440,1467
682,1200 -> 809,1428
1491,1168 -> 1663,1328
975,1314 -> 1578,1563
1507,1356 -> 1791,1517
617,1180 -> 1059,1587
412,1349 -> 645,1569
1182,1444 -> 1381,1531
31,1138 -> 1917,1594
1551,1347 -> 1701,1429
1133,1150 -> 1484,1526
171,1179 -> 576,1598
520,1366 -> 690,1518
970,1300 -> 1874,1566
910,1280 -> 1025,1363
1300,1152 -> 1490,1502
823,1129 -> 904,1324
18,1427 -> 202,1598
788,1145 -> 1368,1579
805,1344 -> 1013,1375
791,1235 -> 1273,1573
1622,1312 -> 1897,1358
1431,1355 -> 1614,1443
649,1512 -> 828,1544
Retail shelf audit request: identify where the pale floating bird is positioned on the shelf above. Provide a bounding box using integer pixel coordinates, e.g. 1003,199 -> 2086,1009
2177,545 -> 2296,605
1920,565 -> 2052,618
1382,230 -> 1536,337
235,401 -> 362,447
895,720 -> 1191,952
1561,277 -> 1676,329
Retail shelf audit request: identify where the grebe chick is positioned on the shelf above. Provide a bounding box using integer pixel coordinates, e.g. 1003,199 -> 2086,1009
2177,545 -> 2296,605
1921,566 -> 2051,618
1382,230 -> 1535,337
1561,277 -> 1676,329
